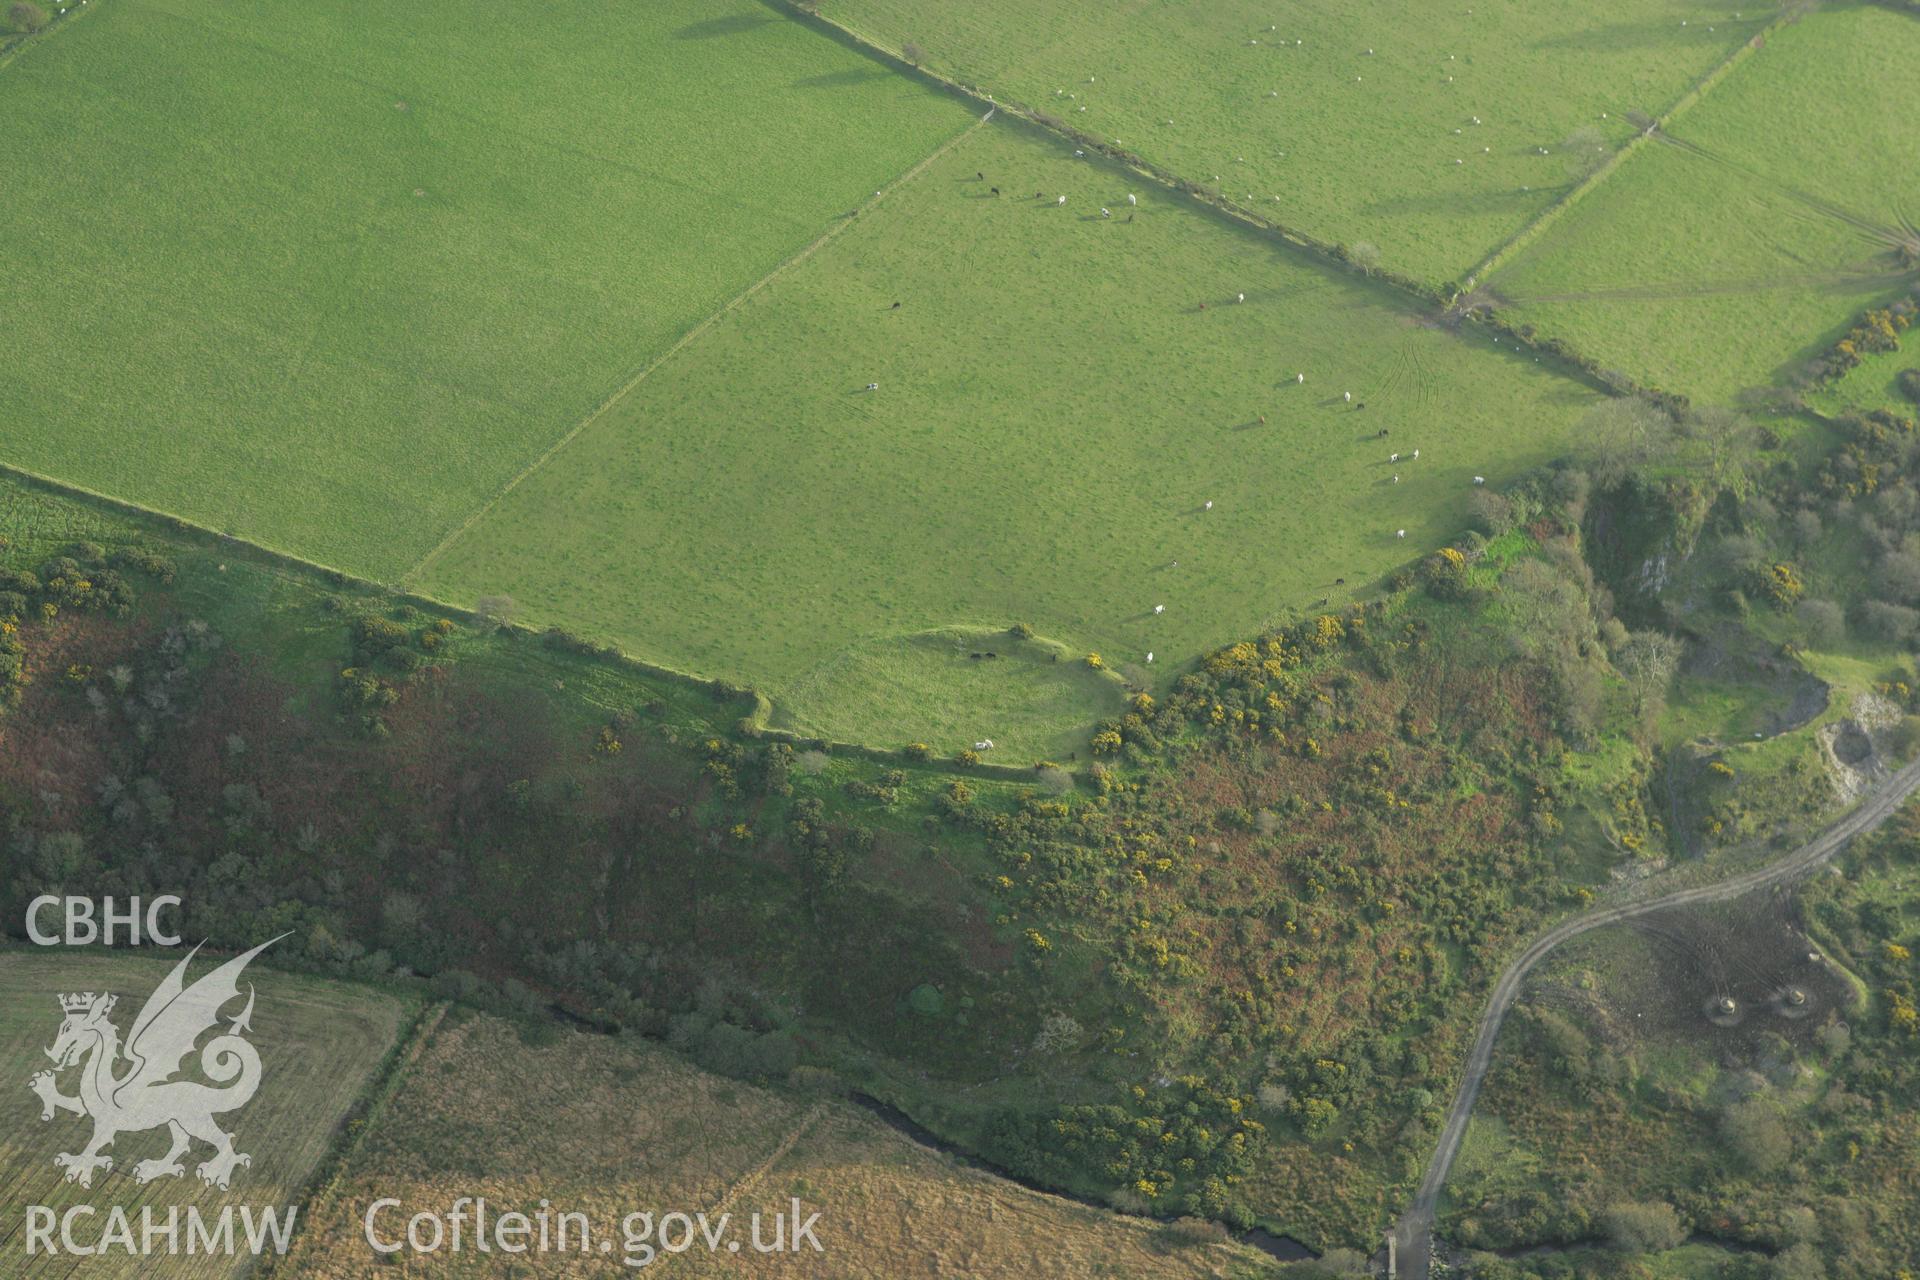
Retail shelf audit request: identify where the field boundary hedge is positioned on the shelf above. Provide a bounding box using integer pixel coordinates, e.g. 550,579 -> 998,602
768,0 -> 1635,405
0,0 -> 97,74
1463,16 -> 1795,291
255,1001 -> 449,1279
0,458 -> 1073,779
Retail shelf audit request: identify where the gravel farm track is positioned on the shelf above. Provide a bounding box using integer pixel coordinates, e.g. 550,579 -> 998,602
1392,752 -> 1920,1278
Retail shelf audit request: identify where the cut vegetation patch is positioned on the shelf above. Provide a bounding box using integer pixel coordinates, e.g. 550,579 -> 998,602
0,0 -> 975,576
772,627 -> 1132,761
422,121 -> 1599,754
1487,5 -> 1920,405
823,0 -> 1763,284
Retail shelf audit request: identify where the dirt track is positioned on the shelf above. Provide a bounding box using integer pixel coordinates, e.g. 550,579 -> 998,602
1392,751 -> 1920,1278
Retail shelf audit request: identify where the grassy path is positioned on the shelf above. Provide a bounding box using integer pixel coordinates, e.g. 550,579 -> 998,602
1393,751 -> 1920,1278
400,107 -> 996,588
705,1102 -> 826,1218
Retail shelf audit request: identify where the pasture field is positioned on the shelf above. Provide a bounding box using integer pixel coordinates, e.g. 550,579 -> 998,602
822,0 -> 1764,285
279,1011 -> 1282,1278
1486,4 -> 1920,406
0,0 -> 974,577
422,120 -> 1600,758
0,949 -> 415,1279
1810,336 -> 1920,419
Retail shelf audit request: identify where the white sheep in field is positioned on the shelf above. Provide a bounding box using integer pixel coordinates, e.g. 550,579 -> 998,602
1154,604 -> 1165,614
1390,452 -> 1400,462
1203,500 -> 1214,511
1296,373 -> 1306,384
1344,391 -> 1352,402
1147,651 -> 1154,663
1237,292 -> 1246,303
1396,529 -> 1406,538
1412,449 -> 1420,460
1473,476 -> 1486,485
1057,195 -> 1067,206
1127,193 -> 1137,206
974,739 -> 994,751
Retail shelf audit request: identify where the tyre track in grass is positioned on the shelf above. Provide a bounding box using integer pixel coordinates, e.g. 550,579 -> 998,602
1394,750 -> 1920,1279
399,107 -> 996,589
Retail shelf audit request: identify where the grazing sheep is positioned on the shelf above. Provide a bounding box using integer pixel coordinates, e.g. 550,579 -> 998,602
1101,207 -> 1111,218
1154,604 -> 1165,614
1412,449 -> 1420,459
1237,292 -> 1246,303
1343,391 -> 1352,402
1296,372 -> 1306,383
1204,500 -> 1214,510
1057,195 -> 1068,205
1396,529 -> 1406,538
1147,651 -> 1154,663
865,382 -> 879,391
1390,452 -> 1400,462
1392,474 -> 1400,483
1127,193 -> 1137,206
974,739 -> 994,750
1473,476 -> 1486,485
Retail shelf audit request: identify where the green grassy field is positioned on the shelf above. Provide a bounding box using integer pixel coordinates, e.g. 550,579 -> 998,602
1488,4 -> 1920,405
0,0 -> 974,577
823,0 -> 1763,285
1811,335 -> 1920,419
0,949 -> 413,1279
420,120 -> 1601,757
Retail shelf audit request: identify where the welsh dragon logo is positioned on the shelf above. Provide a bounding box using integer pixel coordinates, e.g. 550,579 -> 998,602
28,937 -> 283,1190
